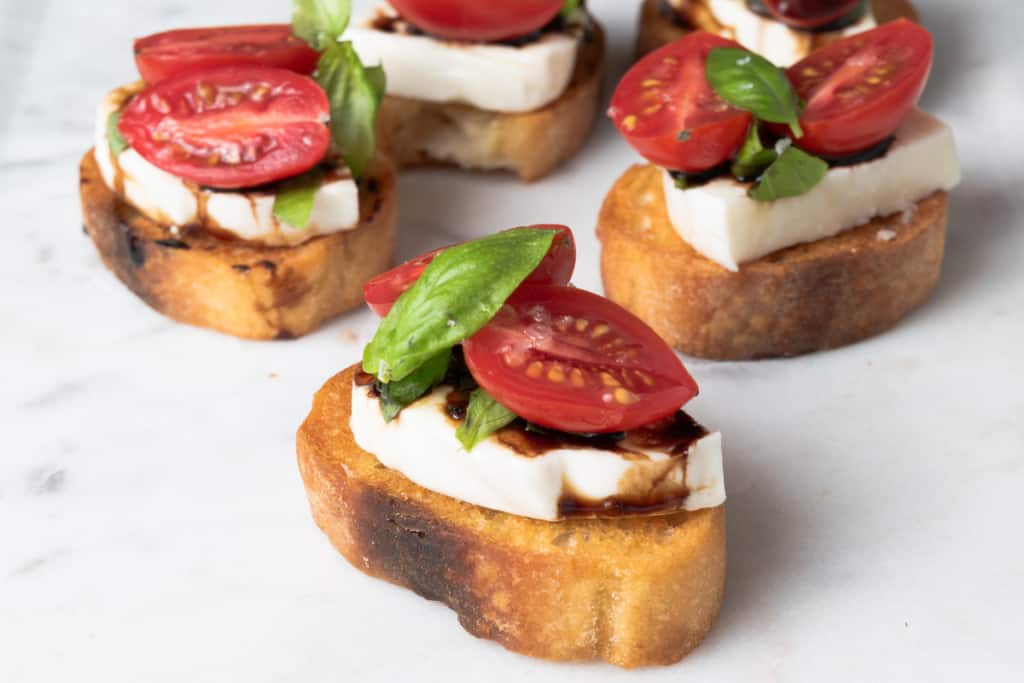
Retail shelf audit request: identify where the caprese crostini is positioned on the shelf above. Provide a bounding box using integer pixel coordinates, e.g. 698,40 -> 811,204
297,226 -> 727,667
636,0 -> 917,64
345,1 -> 606,181
80,0 -> 396,340
598,21 -> 960,360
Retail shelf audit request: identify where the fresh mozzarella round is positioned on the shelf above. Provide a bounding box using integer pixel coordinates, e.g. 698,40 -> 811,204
661,109 -> 962,270
669,0 -> 876,66
348,3 -> 582,113
349,380 -> 726,522
93,83 -> 359,247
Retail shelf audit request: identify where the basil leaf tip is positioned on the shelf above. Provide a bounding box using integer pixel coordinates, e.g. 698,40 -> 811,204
292,0 -> 351,51
272,167 -> 323,229
730,123 -> 777,181
706,47 -> 804,139
377,349 -> 451,421
107,110 -> 129,155
362,228 -> 558,384
747,146 -> 827,202
456,389 -> 518,451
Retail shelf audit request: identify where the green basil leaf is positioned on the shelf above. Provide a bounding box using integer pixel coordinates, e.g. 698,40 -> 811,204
363,228 -> 557,383
560,0 -> 582,19
292,0 -> 351,51
456,389 -> 518,451
748,146 -> 828,201
316,42 -> 385,178
272,167 -> 323,229
731,123 -> 778,181
107,110 -> 128,155
706,47 -> 804,138
377,349 -> 451,422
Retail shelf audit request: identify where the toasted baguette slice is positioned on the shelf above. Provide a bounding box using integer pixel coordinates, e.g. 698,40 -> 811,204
79,150 -> 397,340
597,164 -> 947,360
374,21 -> 605,182
297,365 -> 727,668
636,0 -> 918,59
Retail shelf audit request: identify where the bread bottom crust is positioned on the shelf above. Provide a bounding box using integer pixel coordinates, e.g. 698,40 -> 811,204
636,0 -> 919,59
597,164 -> 947,360
297,366 -> 727,668
375,21 -> 606,182
79,151 -> 397,340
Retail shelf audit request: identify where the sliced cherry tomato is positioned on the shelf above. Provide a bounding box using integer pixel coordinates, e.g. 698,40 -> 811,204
364,225 -> 576,317
388,0 -> 564,42
609,32 -> 752,172
785,19 -> 933,156
761,0 -> 863,30
463,285 -> 699,433
134,25 -> 319,84
118,66 -> 329,189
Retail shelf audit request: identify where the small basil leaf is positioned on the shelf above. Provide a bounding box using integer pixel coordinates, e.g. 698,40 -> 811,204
316,42 -> 385,178
292,0 -> 351,51
456,389 -> 518,451
560,0 -> 582,19
272,167 -> 323,229
377,349 -> 451,422
706,47 -> 804,138
674,174 -> 688,191
748,146 -> 828,201
363,228 -> 557,383
107,110 -> 129,155
731,124 -> 778,181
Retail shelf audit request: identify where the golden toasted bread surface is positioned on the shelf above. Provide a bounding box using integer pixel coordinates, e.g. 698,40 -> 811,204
79,151 -> 397,340
297,366 -> 727,668
597,164 -> 947,360
636,0 -> 919,58
375,21 -> 605,181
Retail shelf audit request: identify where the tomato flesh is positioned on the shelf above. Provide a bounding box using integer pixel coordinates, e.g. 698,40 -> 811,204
463,285 -> 699,433
134,25 -> 319,84
609,32 -> 752,172
118,66 -> 330,189
761,0 -> 863,29
364,225 -> 576,317
786,19 -> 933,156
388,0 -> 564,42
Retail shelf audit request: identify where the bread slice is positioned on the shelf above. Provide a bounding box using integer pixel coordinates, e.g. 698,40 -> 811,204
636,0 -> 919,59
297,365 -> 727,668
79,150 -> 397,340
374,21 -> 605,182
597,164 -> 947,360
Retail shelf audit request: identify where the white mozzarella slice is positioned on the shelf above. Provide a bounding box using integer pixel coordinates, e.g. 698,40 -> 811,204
349,381 -> 726,522
348,3 -> 581,113
662,109 -> 962,270
93,83 -> 360,246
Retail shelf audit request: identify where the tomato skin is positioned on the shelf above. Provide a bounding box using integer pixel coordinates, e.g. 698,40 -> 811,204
364,225 -> 576,317
119,66 -> 330,189
388,0 -> 564,42
785,19 -> 933,156
609,32 -> 752,172
463,285 -> 699,434
134,25 -> 319,84
761,0 -> 863,30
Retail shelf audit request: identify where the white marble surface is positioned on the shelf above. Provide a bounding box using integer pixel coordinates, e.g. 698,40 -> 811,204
1,1 -> 1022,680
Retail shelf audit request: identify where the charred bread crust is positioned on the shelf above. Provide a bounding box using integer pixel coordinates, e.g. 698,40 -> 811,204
374,20 -> 606,182
596,163 -> 947,360
297,365 -> 727,668
636,0 -> 919,59
79,150 -> 397,340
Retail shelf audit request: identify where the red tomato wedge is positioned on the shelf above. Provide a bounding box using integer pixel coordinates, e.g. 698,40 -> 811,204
786,19 -> 933,156
463,285 -> 699,433
364,225 -> 575,317
609,32 -> 752,172
762,0 -> 863,30
118,66 -> 330,189
134,25 -> 319,84
388,0 -> 564,42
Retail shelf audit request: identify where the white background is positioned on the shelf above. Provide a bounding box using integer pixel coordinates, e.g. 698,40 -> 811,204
1,0 -> 1021,680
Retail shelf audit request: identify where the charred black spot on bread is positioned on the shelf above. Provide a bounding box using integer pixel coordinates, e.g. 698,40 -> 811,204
274,328 -> 297,340
154,238 -> 190,250
256,259 -> 277,274
81,224 -> 89,236
231,264 -> 251,273
118,221 -> 146,267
